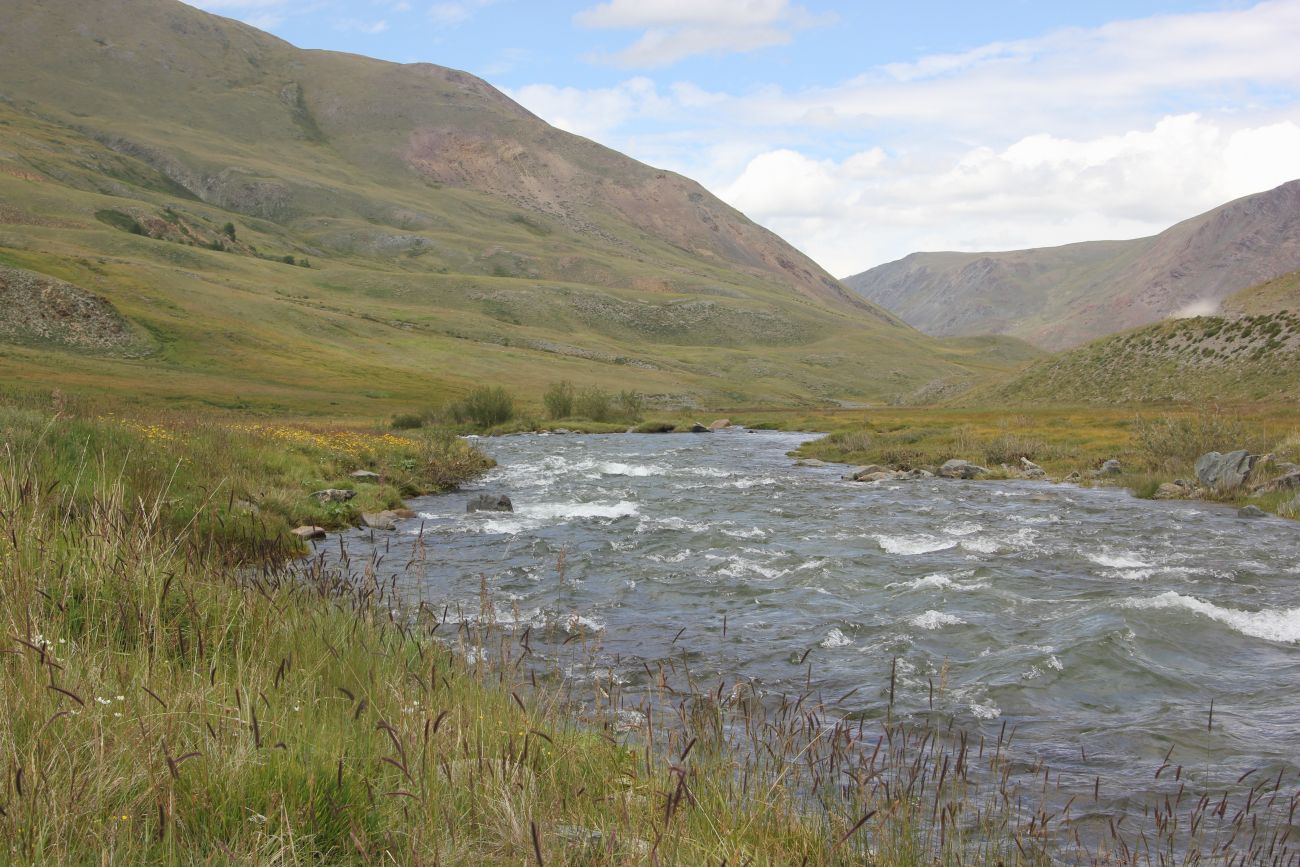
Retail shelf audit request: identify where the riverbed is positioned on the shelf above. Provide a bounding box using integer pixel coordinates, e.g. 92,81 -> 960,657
335,429 -> 1300,812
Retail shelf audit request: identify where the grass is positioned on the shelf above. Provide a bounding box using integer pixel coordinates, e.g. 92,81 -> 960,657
2,405 -> 1296,863
786,403 -> 1300,517
0,393 -> 490,559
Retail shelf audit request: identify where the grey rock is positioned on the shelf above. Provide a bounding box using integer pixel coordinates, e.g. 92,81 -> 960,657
855,471 -> 898,483
796,458 -> 830,467
1253,470 -> 1300,493
689,422 -> 711,433
1195,450 -> 1259,491
311,488 -> 355,503
361,511 -> 400,530
467,493 -> 513,513
904,468 -> 935,479
1237,505 -> 1267,518
1154,482 -> 1188,500
290,525 -> 326,540
1064,471 -> 1082,482
1020,457 -> 1046,478
937,459 -> 989,480
707,418 -> 732,430
846,464 -> 889,481
350,470 -> 381,482
1099,459 -> 1122,476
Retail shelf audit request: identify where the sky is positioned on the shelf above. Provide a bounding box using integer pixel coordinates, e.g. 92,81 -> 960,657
179,0 -> 1300,277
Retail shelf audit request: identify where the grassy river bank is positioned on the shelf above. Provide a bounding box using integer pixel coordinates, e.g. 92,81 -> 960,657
2,398 -> 1294,864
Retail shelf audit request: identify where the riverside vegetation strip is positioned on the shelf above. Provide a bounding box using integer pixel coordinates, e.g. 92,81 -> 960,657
2,398 -> 1296,864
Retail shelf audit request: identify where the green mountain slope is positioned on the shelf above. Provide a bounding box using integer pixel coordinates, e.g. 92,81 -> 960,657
987,270 -> 1300,404
844,181 -> 1300,351
0,0 -> 1037,414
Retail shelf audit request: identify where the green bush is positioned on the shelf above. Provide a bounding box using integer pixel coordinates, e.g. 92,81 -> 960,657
543,380 -> 574,420
616,390 -> 645,422
95,209 -> 145,235
222,221 -> 237,240
574,386 -> 613,422
391,413 -> 425,430
450,385 -> 515,428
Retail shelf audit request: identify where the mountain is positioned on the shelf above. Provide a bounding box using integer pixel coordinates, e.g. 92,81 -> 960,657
0,0 -> 1037,413
986,269 -> 1300,404
844,181 -> 1300,351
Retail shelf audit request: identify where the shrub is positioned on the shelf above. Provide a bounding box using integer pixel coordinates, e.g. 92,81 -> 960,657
983,433 -> 1044,466
450,386 -> 515,428
391,413 -> 425,430
543,380 -> 574,420
222,221 -> 237,240
1132,408 -> 1253,471
95,209 -> 145,235
282,255 -> 297,265
616,390 -> 645,422
574,386 -> 613,422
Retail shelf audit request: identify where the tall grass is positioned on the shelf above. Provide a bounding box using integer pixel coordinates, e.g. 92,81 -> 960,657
2,409 -> 1295,863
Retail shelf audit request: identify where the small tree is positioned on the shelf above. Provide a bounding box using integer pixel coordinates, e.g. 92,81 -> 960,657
222,222 -> 237,241
543,380 -> 575,420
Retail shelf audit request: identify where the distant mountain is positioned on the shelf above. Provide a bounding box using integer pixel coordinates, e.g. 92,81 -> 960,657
986,269 -> 1300,404
844,181 -> 1300,350
0,0 -> 1035,410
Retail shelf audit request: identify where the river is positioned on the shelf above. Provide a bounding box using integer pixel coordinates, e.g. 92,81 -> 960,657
334,428 -> 1299,834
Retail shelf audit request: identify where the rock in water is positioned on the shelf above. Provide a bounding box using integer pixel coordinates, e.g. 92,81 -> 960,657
938,459 -> 989,479
291,525 -> 326,540
467,493 -> 513,513
1020,457 -> 1046,478
1237,505 -> 1267,518
708,419 -> 732,430
689,423 -> 711,433
361,511 -> 399,530
1195,450 -> 1258,491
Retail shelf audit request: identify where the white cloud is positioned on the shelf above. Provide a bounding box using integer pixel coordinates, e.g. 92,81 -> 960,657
575,0 -> 829,67
335,17 -> 390,34
511,1 -> 1300,274
721,115 -> 1300,275
429,0 -> 495,26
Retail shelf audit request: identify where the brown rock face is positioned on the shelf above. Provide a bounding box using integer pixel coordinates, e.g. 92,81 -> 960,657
846,180 -> 1300,350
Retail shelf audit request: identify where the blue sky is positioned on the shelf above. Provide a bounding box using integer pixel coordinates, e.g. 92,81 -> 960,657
182,0 -> 1300,275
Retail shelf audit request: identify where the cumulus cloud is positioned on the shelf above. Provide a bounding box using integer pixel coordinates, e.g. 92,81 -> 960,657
575,0 -> 830,67
721,115 -> 1300,275
511,1 -> 1300,274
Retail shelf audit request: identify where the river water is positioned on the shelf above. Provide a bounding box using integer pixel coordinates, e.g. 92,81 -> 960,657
338,429 -> 1299,813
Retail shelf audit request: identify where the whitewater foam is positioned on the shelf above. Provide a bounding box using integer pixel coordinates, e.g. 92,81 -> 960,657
876,535 -> 958,555
820,628 -> 853,648
1125,592 -> 1300,643
910,610 -> 967,630
887,571 -> 989,592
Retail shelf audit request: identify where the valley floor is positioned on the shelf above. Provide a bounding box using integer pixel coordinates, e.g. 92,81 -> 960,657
2,394 -> 1295,865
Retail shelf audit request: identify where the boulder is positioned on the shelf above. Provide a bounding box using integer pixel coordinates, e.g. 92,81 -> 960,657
903,468 -> 935,480
707,418 -> 732,431
291,525 -> 326,540
1063,471 -> 1082,483
1195,450 -> 1259,491
1154,482 -> 1188,500
1253,470 -> 1300,494
845,464 -> 889,481
1020,457 -> 1046,478
689,422 -> 711,433
856,471 -> 898,483
1237,505 -> 1267,519
311,488 -> 355,503
796,458 -> 830,467
350,470 -> 381,482
361,511 -> 399,530
1097,459 -> 1122,477
467,493 -> 513,513
937,459 -> 988,480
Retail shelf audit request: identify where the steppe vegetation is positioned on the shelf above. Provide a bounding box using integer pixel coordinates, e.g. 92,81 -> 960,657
4,396 -> 1295,864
